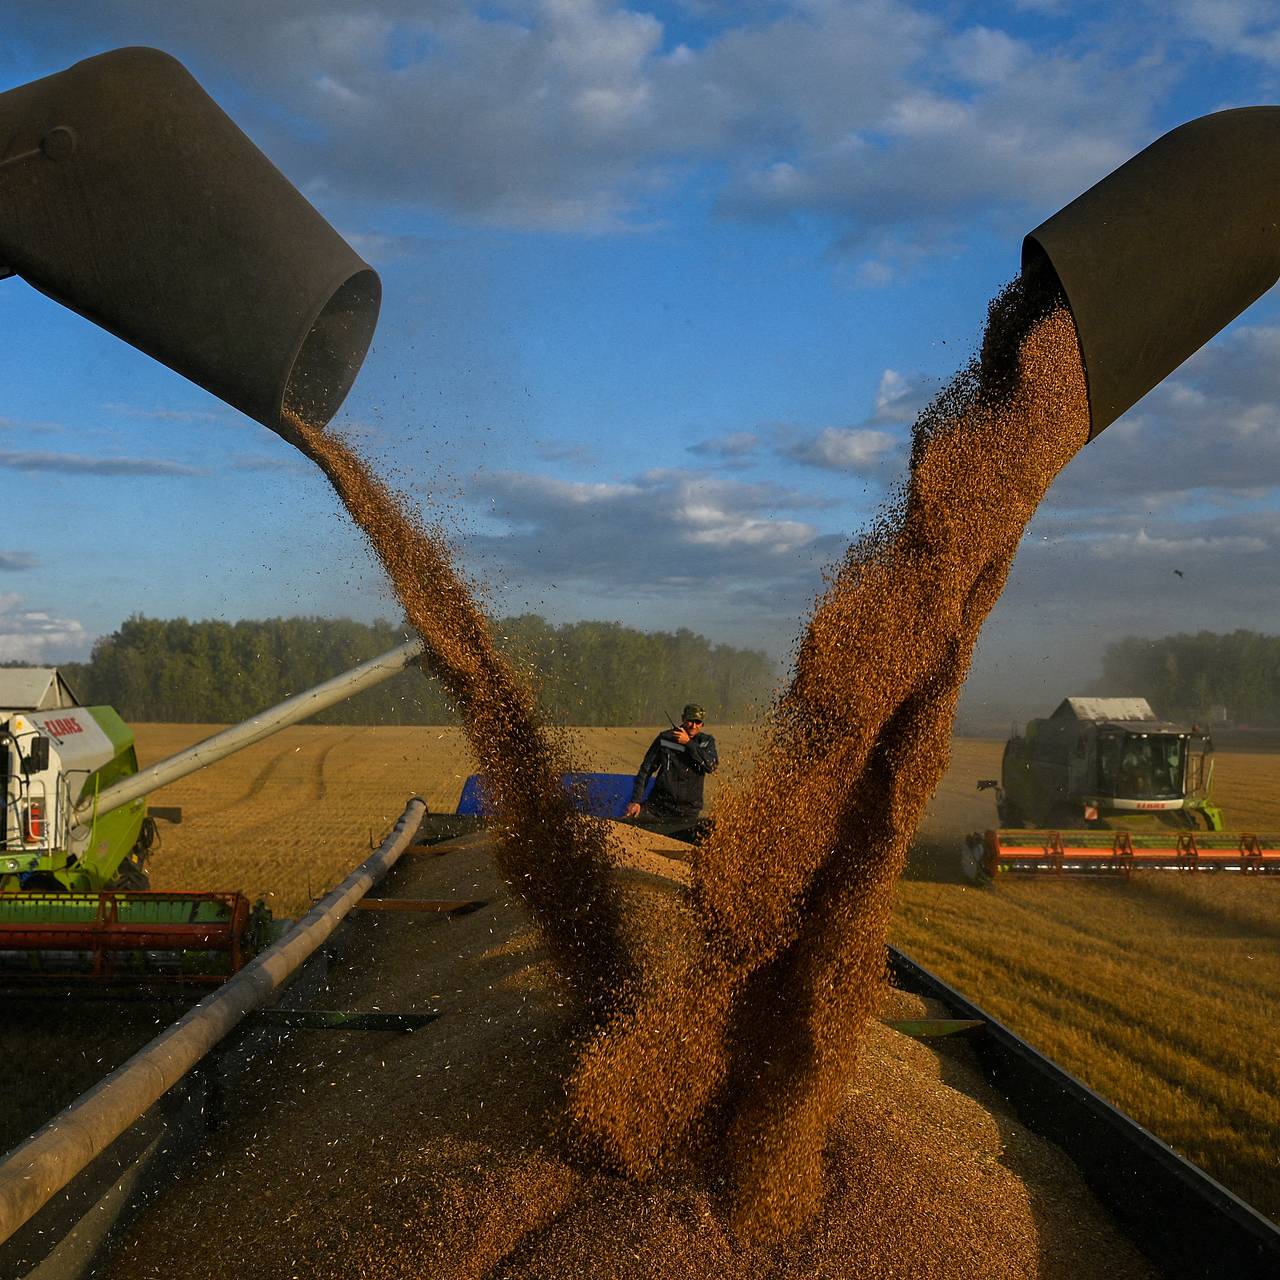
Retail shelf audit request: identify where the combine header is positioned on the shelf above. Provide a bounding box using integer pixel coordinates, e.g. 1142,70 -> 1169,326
964,828 -> 1280,880
963,697 -> 1279,881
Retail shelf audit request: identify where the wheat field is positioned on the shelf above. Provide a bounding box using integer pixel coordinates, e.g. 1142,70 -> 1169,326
133,723 -> 1280,1221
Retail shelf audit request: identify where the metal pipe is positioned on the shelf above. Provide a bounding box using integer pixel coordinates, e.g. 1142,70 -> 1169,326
75,638 -> 425,826
0,796 -> 426,1247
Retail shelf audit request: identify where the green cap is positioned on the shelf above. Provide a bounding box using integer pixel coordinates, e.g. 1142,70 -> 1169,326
682,703 -> 706,722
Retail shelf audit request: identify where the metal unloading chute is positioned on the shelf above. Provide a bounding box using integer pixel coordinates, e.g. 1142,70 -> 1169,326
0,46 -> 380,443
1020,107 -> 1280,440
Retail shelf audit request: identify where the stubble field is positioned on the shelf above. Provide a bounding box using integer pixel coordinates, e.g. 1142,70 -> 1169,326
134,724 -> 1280,1222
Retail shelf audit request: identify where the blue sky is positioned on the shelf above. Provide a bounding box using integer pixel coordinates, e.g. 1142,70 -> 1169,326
2,1 -> 1280,724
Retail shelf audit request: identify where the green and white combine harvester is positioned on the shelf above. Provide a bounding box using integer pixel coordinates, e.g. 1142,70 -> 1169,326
963,697 -> 1280,881
0,642 -> 425,982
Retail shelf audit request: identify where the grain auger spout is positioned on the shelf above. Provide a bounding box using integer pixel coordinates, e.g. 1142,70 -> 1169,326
1006,107 -> 1280,438
0,46 -> 380,443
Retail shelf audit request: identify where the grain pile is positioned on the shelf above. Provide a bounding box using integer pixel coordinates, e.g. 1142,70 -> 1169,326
283,408 -> 632,1018
98,825 -> 1153,1280
569,285 -> 1092,1237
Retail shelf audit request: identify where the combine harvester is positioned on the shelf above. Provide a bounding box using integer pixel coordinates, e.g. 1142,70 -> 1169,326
0,44 -> 388,986
0,642 -> 427,983
963,697 -> 1280,880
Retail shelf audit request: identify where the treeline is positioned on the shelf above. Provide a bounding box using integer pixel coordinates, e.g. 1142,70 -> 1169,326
1098,630 -> 1280,724
56,615 -> 778,726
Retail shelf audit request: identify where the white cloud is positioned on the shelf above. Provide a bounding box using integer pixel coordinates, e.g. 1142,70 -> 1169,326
496,474 -> 644,509
787,426 -> 898,470
946,26 -> 1025,87
1087,527 -> 1269,558
687,431 -> 761,461
713,14 -> 1161,252
676,496 -> 813,551
467,466 -> 837,623
0,450 -> 201,477
1171,0 -> 1280,64
3,1 -> 1176,245
0,593 -> 88,662
872,368 -> 938,423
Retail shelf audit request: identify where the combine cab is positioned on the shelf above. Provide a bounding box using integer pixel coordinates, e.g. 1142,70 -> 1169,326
0,667 -> 248,982
990,697 -> 1220,831
0,669 -> 155,895
963,697 -> 1277,881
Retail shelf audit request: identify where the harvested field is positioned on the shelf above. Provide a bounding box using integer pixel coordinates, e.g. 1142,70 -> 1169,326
125,723 -> 1280,1224
97,824 -> 1153,1279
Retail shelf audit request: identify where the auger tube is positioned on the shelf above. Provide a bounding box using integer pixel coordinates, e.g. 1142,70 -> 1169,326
74,638 -> 425,828
0,47 -> 381,441
1022,107 -> 1280,439
0,797 -> 425,1248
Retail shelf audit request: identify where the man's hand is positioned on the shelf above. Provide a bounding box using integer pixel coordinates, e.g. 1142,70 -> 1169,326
673,726 -> 691,744
624,802 -> 641,819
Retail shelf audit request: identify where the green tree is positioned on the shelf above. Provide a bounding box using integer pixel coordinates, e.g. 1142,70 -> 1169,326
64,613 -> 777,726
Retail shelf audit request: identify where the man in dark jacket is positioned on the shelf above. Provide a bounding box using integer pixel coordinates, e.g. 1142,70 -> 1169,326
624,703 -> 719,824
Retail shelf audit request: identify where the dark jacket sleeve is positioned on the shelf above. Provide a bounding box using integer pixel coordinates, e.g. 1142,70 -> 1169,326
686,733 -> 718,774
631,733 -> 666,802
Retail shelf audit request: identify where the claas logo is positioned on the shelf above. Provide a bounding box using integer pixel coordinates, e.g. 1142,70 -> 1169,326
43,717 -> 83,738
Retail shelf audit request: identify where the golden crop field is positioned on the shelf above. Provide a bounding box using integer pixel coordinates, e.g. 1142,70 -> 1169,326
133,723 -> 1280,1222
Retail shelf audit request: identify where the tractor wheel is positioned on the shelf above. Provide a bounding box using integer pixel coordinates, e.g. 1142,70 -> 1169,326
111,855 -> 151,891
997,801 -> 1025,828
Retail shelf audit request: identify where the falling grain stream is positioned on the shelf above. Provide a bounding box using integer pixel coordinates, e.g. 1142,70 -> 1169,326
285,406 -> 635,1021
215,286 -> 1118,1276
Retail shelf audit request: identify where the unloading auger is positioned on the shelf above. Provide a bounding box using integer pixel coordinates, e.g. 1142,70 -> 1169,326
1013,107 -> 1280,438
0,46 -> 380,443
